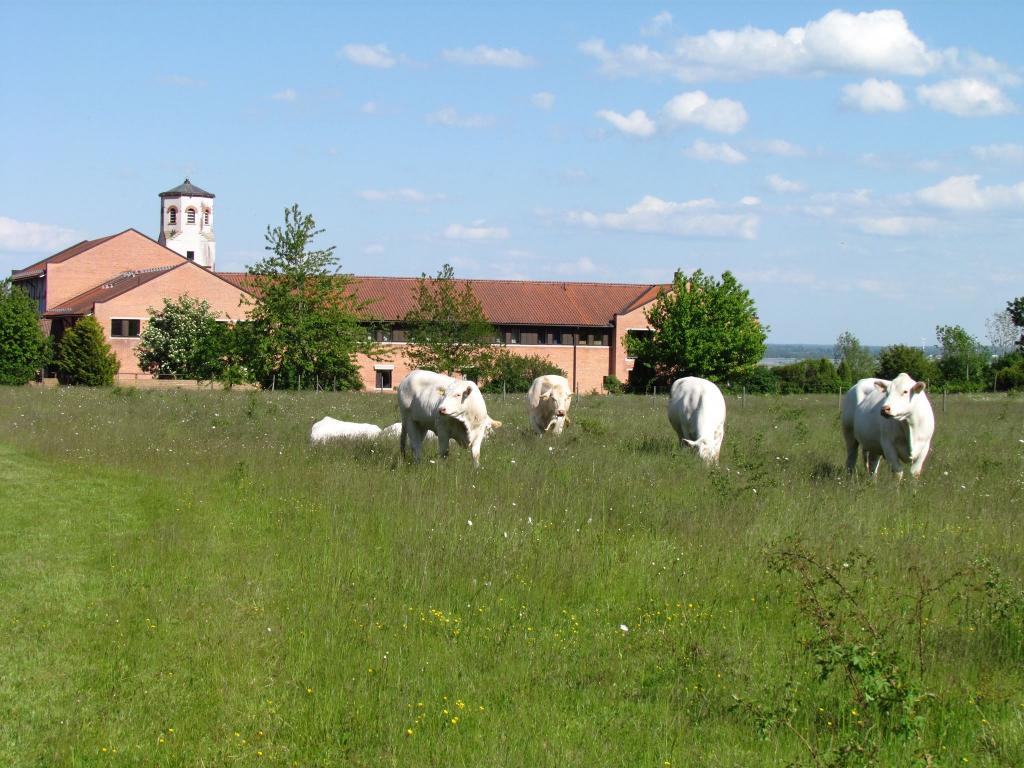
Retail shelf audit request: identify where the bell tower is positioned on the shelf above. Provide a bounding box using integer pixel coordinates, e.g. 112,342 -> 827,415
158,178 -> 216,269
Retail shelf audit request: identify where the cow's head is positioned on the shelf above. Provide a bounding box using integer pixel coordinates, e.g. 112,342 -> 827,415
875,373 -> 926,420
682,437 -> 719,464
540,389 -> 572,418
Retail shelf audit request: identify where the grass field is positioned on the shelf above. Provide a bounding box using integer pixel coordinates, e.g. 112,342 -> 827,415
0,386 -> 1022,767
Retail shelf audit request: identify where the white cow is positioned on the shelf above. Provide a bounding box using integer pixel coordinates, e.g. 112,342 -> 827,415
380,422 -> 437,442
310,417 -> 382,445
667,376 -> 726,464
841,373 -> 935,480
397,370 -> 502,468
526,374 -> 573,435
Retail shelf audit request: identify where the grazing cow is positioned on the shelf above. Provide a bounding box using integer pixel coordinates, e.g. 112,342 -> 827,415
667,376 -> 726,464
841,373 -> 935,480
310,417 -> 382,445
397,370 -> 502,468
526,374 -> 573,435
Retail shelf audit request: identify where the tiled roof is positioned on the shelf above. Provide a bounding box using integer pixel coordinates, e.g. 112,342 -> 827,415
218,273 -> 666,327
159,178 -> 214,198
45,265 -> 182,316
11,234 -> 118,279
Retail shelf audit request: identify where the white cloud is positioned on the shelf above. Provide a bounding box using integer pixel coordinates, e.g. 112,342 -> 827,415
360,101 -> 379,114
531,91 -> 555,110
340,43 -> 397,69
442,45 -> 535,68
740,196 -> 761,206
662,90 -> 747,133
684,139 -> 747,164
971,143 -> 1024,163
581,9 -> 944,81
597,109 -> 656,137
271,88 -> 297,102
426,107 -> 495,128
549,256 -> 602,276
363,244 -> 385,255
358,188 -> 444,203
444,222 -> 510,240
641,11 -> 673,36
739,268 -> 818,286
565,195 -> 759,239
916,78 -> 1014,116
917,175 -> 1024,211
752,138 -> 807,157
802,189 -> 871,217
766,174 -> 805,193
0,216 -> 79,253
841,78 -> 906,112
855,216 -> 938,236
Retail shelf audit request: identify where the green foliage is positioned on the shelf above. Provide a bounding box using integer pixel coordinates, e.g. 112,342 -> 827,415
404,264 -> 496,376
56,316 -> 118,386
602,374 -> 624,394
625,268 -> 767,387
991,351 -> 1024,391
1007,296 -> 1024,351
772,358 -> 842,394
875,344 -> 939,383
935,324 -> 989,391
136,294 -> 228,381
244,204 -> 374,390
478,350 -> 565,393
834,331 -> 876,387
735,365 -> 780,394
0,279 -> 50,385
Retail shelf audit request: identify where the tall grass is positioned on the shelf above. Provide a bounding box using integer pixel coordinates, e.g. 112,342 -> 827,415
0,386 -> 1022,766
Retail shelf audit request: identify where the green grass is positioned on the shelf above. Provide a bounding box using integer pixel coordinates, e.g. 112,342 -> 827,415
0,386 -> 1022,767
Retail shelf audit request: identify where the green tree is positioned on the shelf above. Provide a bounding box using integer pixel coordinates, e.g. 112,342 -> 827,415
876,344 -> 939,382
136,295 -> 227,381
834,331 -> 876,386
772,358 -> 841,394
0,279 -> 50,385
625,269 -> 767,387
56,316 -> 119,386
245,205 -> 375,390
479,350 -> 565,393
1006,297 -> 1024,351
403,264 -> 496,376
935,324 -> 988,390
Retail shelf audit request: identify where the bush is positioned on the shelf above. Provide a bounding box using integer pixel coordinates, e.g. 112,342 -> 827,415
735,365 -> 779,395
992,351 -> 1024,391
876,344 -> 939,383
57,316 -> 119,386
771,358 -> 841,394
602,374 -> 624,394
479,350 -> 565,393
0,280 -> 50,385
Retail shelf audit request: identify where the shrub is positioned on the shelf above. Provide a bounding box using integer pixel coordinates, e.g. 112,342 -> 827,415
0,280 -> 50,385
771,358 -> 841,394
57,316 -> 119,386
602,374 -> 624,394
479,350 -> 565,393
876,344 -> 939,383
992,351 -> 1024,391
735,365 -> 779,395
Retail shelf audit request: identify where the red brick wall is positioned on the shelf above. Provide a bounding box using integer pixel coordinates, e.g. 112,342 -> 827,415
613,300 -> 658,384
46,230 -> 184,309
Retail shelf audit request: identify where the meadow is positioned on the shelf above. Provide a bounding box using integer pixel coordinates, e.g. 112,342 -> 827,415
0,386 -> 1021,767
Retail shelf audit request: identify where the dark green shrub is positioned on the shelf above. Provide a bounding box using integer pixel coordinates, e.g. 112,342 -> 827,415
876,344 -> 939,383
57,316 -> 119,386
602,374 -> 624,394
772,358 -> 841,394
479,350 -> 565,393
735,365 -> 779,394
0,280 -> 50,385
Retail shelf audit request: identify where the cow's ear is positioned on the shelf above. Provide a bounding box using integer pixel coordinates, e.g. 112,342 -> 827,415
463,386 -> 472,397
682,438 -> 698,447
873,379 -> 888,392
912,381 -> 926,393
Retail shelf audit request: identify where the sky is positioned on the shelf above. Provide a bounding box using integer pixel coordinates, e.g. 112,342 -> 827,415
1,1 -> 1022,345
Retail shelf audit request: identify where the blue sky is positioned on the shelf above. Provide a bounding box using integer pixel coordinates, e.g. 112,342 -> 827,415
1,1 -> 1022,344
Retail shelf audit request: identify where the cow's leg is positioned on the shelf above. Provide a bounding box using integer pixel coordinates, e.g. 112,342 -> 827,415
435,424 -> 451,459
880,442 -> 905,481
400,419 -> 409,460
843,427 -> 859,475
407,423 -> 425,463
909,444 -> 930,479
469,434 -> 483,469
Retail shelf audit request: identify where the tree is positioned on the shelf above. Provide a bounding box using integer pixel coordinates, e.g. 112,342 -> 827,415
136,295 -> 227,380
403,264 -> 496,376
479,350 -> 565,393
935,324 -> 988,389
245,205 -> 375,390
0,279 -> 50,385
1006,297 -> 1024,351
772,358 -> 841,394
834,331 -> 876,386
625,269 -> 767,387
57,316 -> 119,386
876,344 -> 939,383
985,310 -> 1018,357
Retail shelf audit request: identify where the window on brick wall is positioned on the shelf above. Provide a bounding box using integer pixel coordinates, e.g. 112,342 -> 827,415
111,319 -> 141,338
520,329 -> 539,345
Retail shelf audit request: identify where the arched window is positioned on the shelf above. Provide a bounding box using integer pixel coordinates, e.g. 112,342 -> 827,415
168,207 -> 177,225
186,208 -> 196,225
203,208 -> 210,226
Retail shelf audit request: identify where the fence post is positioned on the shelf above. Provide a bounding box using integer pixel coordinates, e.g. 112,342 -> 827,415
271,374 -> 275,392
743,386 -> 746,407
942,386 -> 946,413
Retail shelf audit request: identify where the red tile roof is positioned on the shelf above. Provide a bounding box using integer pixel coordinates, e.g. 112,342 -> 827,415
11,234 -> 119,279
217,274 -> 666,327
45,265 -> 182,316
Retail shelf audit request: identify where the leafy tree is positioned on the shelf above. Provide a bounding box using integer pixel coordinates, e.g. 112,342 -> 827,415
136,295 -> 228,380
403,263 -> 496,376
479,350 -> 565,393
735,365 -> 779,395
834,331 -> 876,386
625,269 -> 767,387
876,344 -> 939,383
57,316 -> 118,386
935,324 -> 988,390
245,205 -> 375,390
772,358 -> 841,394
991,351 -> 1024,391
1006,297 -> 1024,351
0,279 -> 50,385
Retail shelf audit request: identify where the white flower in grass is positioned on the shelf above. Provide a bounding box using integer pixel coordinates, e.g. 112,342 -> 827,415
619,624 -> 629,632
